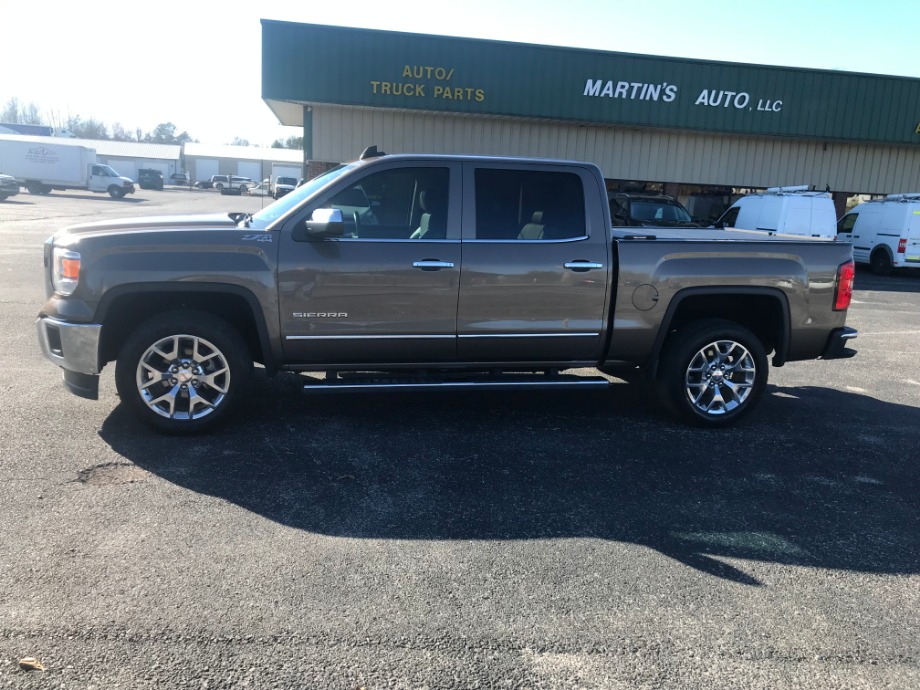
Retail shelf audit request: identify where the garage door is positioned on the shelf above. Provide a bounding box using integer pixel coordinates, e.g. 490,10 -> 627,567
195,159 -> 219,184
109,160 -> 136,181
237,161 -> 262,181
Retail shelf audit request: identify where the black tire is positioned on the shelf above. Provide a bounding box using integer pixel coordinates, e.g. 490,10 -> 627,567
870,248 -> 893,276
214,182 -> 224,191
0,194 -> 8,202
109,186 -> 126,199
26,181 -> 43,195
656,318 -> 767,427
115,310 -> 253,434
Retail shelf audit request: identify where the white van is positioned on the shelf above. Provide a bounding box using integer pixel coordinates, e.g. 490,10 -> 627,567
836,194 -> 920,275
714,185 -> 837,238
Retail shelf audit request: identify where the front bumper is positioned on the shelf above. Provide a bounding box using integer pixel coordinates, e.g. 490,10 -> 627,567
36,316 -> 102,399
0,183 -> 20,197
821,326 -> 858,360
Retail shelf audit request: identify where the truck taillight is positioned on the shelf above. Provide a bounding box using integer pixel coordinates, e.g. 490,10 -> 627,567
897,238 -> 907,254
834,260 -> 855,311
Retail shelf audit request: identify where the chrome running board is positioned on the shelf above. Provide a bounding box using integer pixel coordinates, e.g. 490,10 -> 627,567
302,372 -> 611,393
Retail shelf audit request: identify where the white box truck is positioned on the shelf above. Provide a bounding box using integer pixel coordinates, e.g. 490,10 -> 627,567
714,185 -> 837,239
0,135 -> 135,199
836,193 -> 920,275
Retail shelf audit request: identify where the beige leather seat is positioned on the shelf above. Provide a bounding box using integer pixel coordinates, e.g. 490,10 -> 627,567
518,211 -> 545,240
410,189 -> 447,239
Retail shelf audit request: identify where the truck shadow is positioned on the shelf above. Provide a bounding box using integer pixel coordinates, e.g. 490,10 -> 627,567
855,266 -> 920,290
99,377 -> 920,586
37,193 -> 147,203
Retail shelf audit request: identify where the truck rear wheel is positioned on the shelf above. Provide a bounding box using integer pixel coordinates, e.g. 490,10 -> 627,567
115,310 -> 253,434
656,319 -> 767,426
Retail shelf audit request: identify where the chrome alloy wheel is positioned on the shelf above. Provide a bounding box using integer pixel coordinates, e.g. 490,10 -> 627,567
683,339 -> 756,416
135,334 -> 230,420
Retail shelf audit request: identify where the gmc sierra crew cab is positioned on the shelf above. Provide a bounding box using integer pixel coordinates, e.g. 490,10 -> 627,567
37,147 -> 858,433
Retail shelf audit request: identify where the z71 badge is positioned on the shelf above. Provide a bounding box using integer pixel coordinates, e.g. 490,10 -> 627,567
242,234 -> 273,242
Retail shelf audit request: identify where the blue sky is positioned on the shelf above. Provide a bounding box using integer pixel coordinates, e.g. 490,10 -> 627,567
2,0 -> 916,145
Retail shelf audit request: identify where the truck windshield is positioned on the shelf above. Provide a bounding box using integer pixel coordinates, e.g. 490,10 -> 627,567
249,164 -> 355,229
99,165 -> 120,177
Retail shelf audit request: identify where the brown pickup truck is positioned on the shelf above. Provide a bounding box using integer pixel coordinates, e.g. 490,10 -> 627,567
37,148 -> 857,433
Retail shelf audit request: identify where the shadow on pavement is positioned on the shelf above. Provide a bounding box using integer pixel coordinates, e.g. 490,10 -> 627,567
99,375 -> 920,586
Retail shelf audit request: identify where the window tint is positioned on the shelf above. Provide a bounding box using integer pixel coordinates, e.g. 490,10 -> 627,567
720,206 -> 740,227
837,213 -> 857,234
474,169 -> 586,240
609,197 -> 627,226
631,201 -> 692,223
324,167 -> 450,240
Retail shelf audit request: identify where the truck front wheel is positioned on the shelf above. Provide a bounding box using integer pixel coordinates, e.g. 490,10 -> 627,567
115,310 -> 253,434
656,319 -> 767,426
109,186 -> 126,199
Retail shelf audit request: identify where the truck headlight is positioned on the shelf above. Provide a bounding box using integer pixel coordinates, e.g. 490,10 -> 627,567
52,246 -> 81,295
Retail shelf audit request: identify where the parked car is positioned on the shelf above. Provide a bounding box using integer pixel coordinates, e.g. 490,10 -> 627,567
0,173 -> 21,201
247,181 -> 271,196
609,193 -> 700,228
35,149 -> 858,434
209,175 -> 229,190
713,185 -> 837,239
273,176 -> 298,199
214,175 -> 253,194
194,179 -> 213,189
169,172 -> 191,185
137,169 -> 164,191
836,193 -> 920,274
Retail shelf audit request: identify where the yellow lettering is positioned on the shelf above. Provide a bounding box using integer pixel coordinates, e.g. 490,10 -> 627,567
475,89 -> 485,102
370,81 -> 380,93
915,121 -> 920,134
433,86 -> 444,98
381,82 -> 391,94
402,65 -> 412,78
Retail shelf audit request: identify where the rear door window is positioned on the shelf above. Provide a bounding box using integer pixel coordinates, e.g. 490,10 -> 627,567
472,169 -> 586,240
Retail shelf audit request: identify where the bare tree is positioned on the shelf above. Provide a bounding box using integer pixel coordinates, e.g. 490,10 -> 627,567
1,97 -> 22,123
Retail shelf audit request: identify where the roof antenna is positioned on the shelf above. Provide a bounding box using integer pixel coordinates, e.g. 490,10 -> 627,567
360,145 -> 386,160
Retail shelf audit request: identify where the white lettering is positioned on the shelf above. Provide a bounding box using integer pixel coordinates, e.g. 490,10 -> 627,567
584,79 -> 603,97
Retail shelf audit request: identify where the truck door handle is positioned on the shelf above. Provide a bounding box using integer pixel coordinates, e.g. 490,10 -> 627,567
564,261 -> 604,272
412,260 -> 455,271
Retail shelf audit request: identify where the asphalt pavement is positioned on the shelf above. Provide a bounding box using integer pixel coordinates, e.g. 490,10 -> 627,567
0,187 -> 918,689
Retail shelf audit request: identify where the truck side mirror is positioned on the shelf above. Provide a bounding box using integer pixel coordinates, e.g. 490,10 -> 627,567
292,208 -> 345,241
